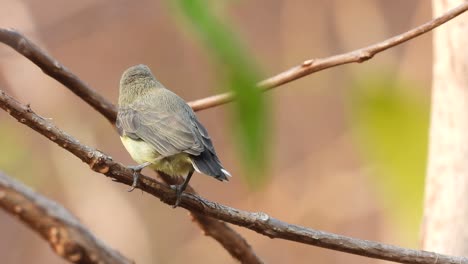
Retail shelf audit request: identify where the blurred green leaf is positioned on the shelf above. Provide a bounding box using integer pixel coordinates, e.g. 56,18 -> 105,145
0,124 -> 39,187
348,72 -> 429,244
170,0 -> 270,188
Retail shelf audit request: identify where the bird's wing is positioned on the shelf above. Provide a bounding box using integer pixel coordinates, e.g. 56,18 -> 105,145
193,118 -> 216,153
117,105 -> 204,157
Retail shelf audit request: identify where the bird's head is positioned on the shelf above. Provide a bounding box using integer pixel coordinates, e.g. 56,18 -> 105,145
119,64 -> 163,105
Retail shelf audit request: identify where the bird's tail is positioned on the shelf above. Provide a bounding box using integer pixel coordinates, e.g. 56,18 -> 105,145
190,150 -> 231,181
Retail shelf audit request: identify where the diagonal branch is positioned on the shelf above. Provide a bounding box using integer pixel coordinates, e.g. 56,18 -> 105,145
156,171 -> 262,263
0,29 -> 263,264
0,171 -> 133,264
1,2 -> 466,117
188,1 -> 468,110
0,3 -> 466,263
1,89 -> 467,264
0,29 -> 117,123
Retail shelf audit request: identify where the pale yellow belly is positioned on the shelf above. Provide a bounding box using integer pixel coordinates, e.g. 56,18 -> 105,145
120,136 -> 193,176
121,136 -> 158,164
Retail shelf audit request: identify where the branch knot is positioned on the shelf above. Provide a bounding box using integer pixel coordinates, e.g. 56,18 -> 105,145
88,151 -> 110,174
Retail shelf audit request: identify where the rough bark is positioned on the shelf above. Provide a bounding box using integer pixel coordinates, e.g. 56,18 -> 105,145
0,172 -> 132,264
423,0 -> 468,255
1,88 -> 468,264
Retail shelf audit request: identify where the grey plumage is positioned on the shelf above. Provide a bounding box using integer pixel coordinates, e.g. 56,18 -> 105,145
117,64 -> 230,183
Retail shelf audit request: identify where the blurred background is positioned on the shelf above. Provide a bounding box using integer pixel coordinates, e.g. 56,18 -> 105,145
0,0 -> 432,263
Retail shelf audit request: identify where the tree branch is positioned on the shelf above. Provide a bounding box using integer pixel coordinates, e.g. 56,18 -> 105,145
188,1 -> 468,110
1,3 -> 466,120
0,28 -> 117,124
1,90 -> 467,264
0,171 -> 132,264
0,29 -> 263,264
0,3 -> 466,263
157,172 -> 262,263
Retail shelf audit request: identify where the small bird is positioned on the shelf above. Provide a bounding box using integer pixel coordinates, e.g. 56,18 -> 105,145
116,64 -> 231,207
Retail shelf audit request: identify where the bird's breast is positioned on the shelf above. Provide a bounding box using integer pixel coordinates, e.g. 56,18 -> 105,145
120,136 -> 159,164
120,136 -> 193,176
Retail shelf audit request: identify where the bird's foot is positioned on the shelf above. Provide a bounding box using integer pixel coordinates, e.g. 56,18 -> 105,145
126,162 -> 151,192
170,184 -> 184,208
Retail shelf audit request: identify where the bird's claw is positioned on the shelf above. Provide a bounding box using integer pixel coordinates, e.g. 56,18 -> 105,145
170,184 -> 184,208
127,171 -> 140,192
127,165 -> 143,192
169,170 -> 193,208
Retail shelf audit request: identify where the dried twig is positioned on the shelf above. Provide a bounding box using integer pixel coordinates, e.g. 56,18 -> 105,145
157,172 -> 262,263
0,29 -> 262,264
1,2 -> 467,263
2,3 -> 466,118
0,171 -> 133,264
1,89 -> 467,264
0,29 -> 117,124
188,2 -> 468,110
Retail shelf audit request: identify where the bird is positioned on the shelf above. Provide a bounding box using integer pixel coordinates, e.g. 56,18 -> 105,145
116,64 -> 231,207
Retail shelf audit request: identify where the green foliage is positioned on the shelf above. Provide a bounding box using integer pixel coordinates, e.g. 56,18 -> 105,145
348,72 -> 429,244
0,125 -> 38,187
171,0 -> 270,188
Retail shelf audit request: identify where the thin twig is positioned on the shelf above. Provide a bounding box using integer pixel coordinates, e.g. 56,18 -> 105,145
0,171 -> 133,264
0,2 -> 467,263
1,3 -> 466,118
188,2 -> 468,110
0,29 -> 263,264
1,90 -> 467,264
157,172 -> 262,263
0,29 -> 117,123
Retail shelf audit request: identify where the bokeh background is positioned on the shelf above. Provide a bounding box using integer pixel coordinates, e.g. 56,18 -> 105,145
0,1 -> 432,263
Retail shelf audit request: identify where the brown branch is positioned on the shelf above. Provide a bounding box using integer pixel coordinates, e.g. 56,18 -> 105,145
0,3 -> 466,263
0,29 -> 263,264
1,3 -> 466,120
0,171 -> 132,264
157,172 -> 262,264
188,1 -> 468,110
0,28 -> 117,124
1,90 -> 467,264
